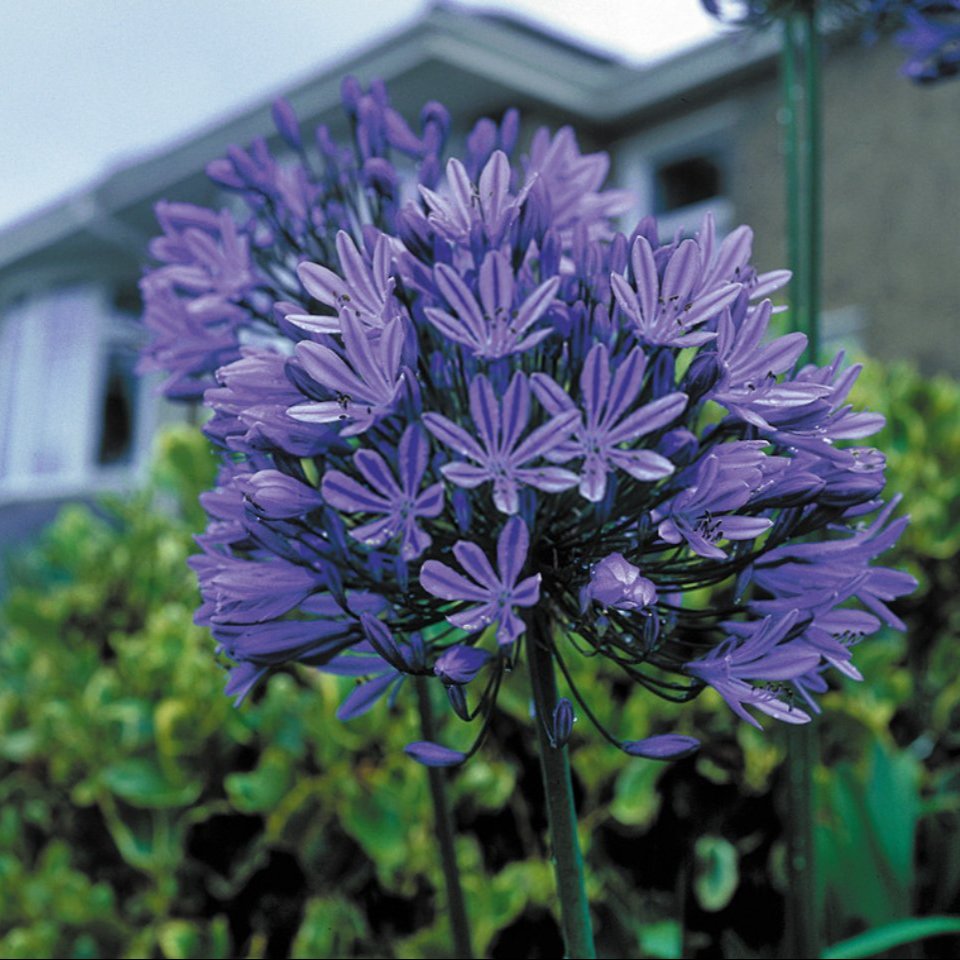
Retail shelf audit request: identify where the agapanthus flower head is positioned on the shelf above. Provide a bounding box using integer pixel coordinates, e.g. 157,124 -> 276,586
143,77 -> 914,764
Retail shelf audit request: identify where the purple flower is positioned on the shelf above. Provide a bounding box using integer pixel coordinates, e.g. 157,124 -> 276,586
584,553 -> 657,611
419,151 -> 529,247
288,231 -> 398,335
322,424 -> 444,560
525,126 -> 633,234
875,2 -> 960,83
420,516 -> 540,646
532,344 -> 686,501
611,236 -> 741,348
434,644 -> 492,685
287,313 -> 406,436
424,371 -> 579,514
141,77 -> 912,762
654,443 -> 774,559
425,248 -> 560,358
686,613 -> 818,728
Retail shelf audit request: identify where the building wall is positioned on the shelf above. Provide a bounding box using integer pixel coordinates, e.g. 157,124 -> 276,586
732,37 -> 960,372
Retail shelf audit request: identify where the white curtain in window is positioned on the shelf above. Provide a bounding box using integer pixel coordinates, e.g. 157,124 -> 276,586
0,287 -> 103,490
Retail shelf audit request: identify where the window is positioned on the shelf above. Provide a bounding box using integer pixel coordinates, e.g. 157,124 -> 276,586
615,104 -> 736,239
0,284 -> 151,501
654,153 -> 726,216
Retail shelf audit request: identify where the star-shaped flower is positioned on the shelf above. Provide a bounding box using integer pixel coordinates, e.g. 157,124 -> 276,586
532,343 -> 687,501
425,248 -> 560,358
288,312 -> 405,436
424,371 -> 579,514
611,235 -> 741,348
322,424 -> 444,559
420,516 -> 540,646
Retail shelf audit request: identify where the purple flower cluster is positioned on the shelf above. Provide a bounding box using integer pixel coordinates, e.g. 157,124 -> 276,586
701,1 -> 960,85
870,0 -> 960,82
142,79 -> 914,764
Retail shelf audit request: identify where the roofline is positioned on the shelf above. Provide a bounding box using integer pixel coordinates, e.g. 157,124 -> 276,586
0,5 -> 781,274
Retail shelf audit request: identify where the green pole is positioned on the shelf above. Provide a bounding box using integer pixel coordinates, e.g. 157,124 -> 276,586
415,677 -> 474,959
802,3 -> 823,367
527,621 -> 596,959
779,6 -> 823,958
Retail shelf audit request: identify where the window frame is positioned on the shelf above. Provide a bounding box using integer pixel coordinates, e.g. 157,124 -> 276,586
614,102 -> 738,239
0,280 -> 156,504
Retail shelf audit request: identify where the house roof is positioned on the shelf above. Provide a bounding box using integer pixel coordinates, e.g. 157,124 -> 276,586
0,2 -> 780,284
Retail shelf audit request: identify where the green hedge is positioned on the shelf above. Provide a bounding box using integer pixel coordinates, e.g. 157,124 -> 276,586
1,357 -> 958,958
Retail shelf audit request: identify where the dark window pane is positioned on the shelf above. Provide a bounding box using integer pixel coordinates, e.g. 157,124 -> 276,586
97,346 -> 137,466
654,154 -> 723,213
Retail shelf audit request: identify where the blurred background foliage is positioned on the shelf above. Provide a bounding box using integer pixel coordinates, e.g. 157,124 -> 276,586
1,355 -> 959,959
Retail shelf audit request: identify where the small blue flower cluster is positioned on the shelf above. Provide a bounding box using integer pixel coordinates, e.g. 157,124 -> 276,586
701,1 -> 960,85
141,79 -> 914,764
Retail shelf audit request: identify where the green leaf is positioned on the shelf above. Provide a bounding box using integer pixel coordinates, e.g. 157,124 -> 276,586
820,915 -> 960,959
693,835 -> 739,912
610,757 -> 663,828
224,747 -> 293,813
0,729 -> 38,762
638,920 -> 683,959
101,758 -> 201,809
291,897 -> 367,959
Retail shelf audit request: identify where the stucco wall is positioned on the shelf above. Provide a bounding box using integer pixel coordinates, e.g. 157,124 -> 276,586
731,37 -> 960,373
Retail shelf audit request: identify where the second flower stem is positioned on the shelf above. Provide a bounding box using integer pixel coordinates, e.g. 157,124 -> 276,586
780,8 -> 822,958
527,619 -> 596,959
415,676 -> 474,959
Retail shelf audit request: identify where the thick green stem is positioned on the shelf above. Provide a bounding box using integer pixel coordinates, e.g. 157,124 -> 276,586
779,8 -> 822,959
802,4 -> 822,368
784,722 -> 819,959
781,6 -> 822,367
527,621 -> 596,959
415,677 -> 474,959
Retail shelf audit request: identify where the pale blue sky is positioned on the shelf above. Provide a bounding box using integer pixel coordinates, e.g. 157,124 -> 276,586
0,0 -> 721,229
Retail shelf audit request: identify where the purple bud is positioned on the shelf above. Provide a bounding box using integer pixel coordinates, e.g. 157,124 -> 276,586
340,75 -> 363,116
206,158 -> 244,189
658,428 -> 698,466
552,698 -> 575,748
337,673 -> 397,721
642,612 -> 660,651
466,117 -> 498,177
362,157 -> 398,196
242,470 -> 323,519
452,488 -> 472,533
418,153 -> 442,189
683,351 -> 723,401
585,553 -> 657,611
404,741 -> 467,767
650,349 -> 676,397
360,613 -> 407,672
396,207 -> 434,259
446,683 -> 470,721
407,632 -> 426,671
622,734 -> 701,760
434,644 -> 491,685
383,108 -> 423,155
499,108 -> 520,155
271,98 -> 302,150
420,101 -> 450,155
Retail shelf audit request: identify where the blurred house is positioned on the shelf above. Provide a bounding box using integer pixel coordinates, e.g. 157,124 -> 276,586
1,2 -> 958,546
